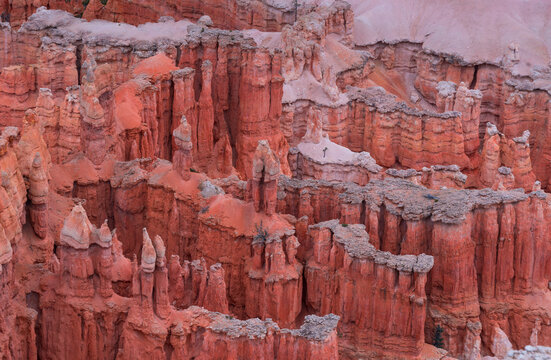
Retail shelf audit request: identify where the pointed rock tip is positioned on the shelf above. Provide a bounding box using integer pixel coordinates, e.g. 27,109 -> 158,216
141,228 -> 156,273
60,203 -> 93,249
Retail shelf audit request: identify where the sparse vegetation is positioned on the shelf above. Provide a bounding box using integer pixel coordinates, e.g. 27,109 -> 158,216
77,0 -> 90,18
433,325 -> 444,349
254,220 -> 269,244
0,12 -> 9,23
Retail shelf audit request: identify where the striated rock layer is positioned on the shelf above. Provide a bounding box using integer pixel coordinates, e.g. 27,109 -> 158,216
1,1 -> 551,360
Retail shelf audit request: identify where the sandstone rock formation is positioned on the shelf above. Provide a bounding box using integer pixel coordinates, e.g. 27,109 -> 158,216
251,140 -> 281,215
0,2 -> 551,360
172,116 -> 193,181
305,220 -> 433,358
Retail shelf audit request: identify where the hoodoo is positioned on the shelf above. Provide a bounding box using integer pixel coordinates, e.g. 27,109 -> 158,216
0,0 -> 551,359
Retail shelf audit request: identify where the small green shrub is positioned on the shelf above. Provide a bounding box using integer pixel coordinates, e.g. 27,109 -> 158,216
433,325 -> 444,349
254,220 -> 269,244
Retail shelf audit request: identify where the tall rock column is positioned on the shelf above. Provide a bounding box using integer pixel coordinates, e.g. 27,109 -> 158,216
428,217 -> 480,355
251,140 -> 280,215
28,153 -> 49,241
214,40 -> 230,141
197,60 -> 215,161
80,76 -> 107,165
167,256 -> 229,313
172,116 -> 193,181
171,68 -> 197,158
201,263 -> 229,313
502,130 -> 536,190
58,86 -> 82,162
35,88 -> 58,156
479,123 -> 503,188
16,109 -> 52,179
453,82 -> 482,157
152,234 -> 170,319
435,81 -> 482,159
213,134 -> 233,176
57,204 -> 96,298
96,221 -> 114,298
245,235 -> 302,327
135,228 -> 156,310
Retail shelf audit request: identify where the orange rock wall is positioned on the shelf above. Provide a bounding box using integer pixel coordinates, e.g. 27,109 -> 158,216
305,220 -> 432,358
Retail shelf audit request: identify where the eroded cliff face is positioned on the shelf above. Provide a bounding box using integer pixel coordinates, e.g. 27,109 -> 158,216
1,0 -> 302,31
1,1 -> 551,360
305,220 -> 433,359
276,175 -> 551,358
35,204 -> 339,359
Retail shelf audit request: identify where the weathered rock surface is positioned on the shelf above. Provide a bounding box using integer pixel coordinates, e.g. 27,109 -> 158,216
0,2 -> 551,360
305,220 -> 433,358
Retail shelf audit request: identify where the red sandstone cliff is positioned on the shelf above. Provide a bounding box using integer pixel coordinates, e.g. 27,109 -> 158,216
0,2 -> 550,360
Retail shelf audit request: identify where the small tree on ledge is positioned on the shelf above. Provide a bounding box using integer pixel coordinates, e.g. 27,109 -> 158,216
433,324 -> 445,349
254,220 -> 269,244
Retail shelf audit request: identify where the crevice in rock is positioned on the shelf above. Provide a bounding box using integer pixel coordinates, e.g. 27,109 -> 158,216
163,332 -> 173,359
167,79 -> 174,159
175,45 -> 181,68
398,217 -> 406,255
75,43 -> 83,86
377,202 -> 386,249
469,65 -> 479,89
359,199 -> 366,227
